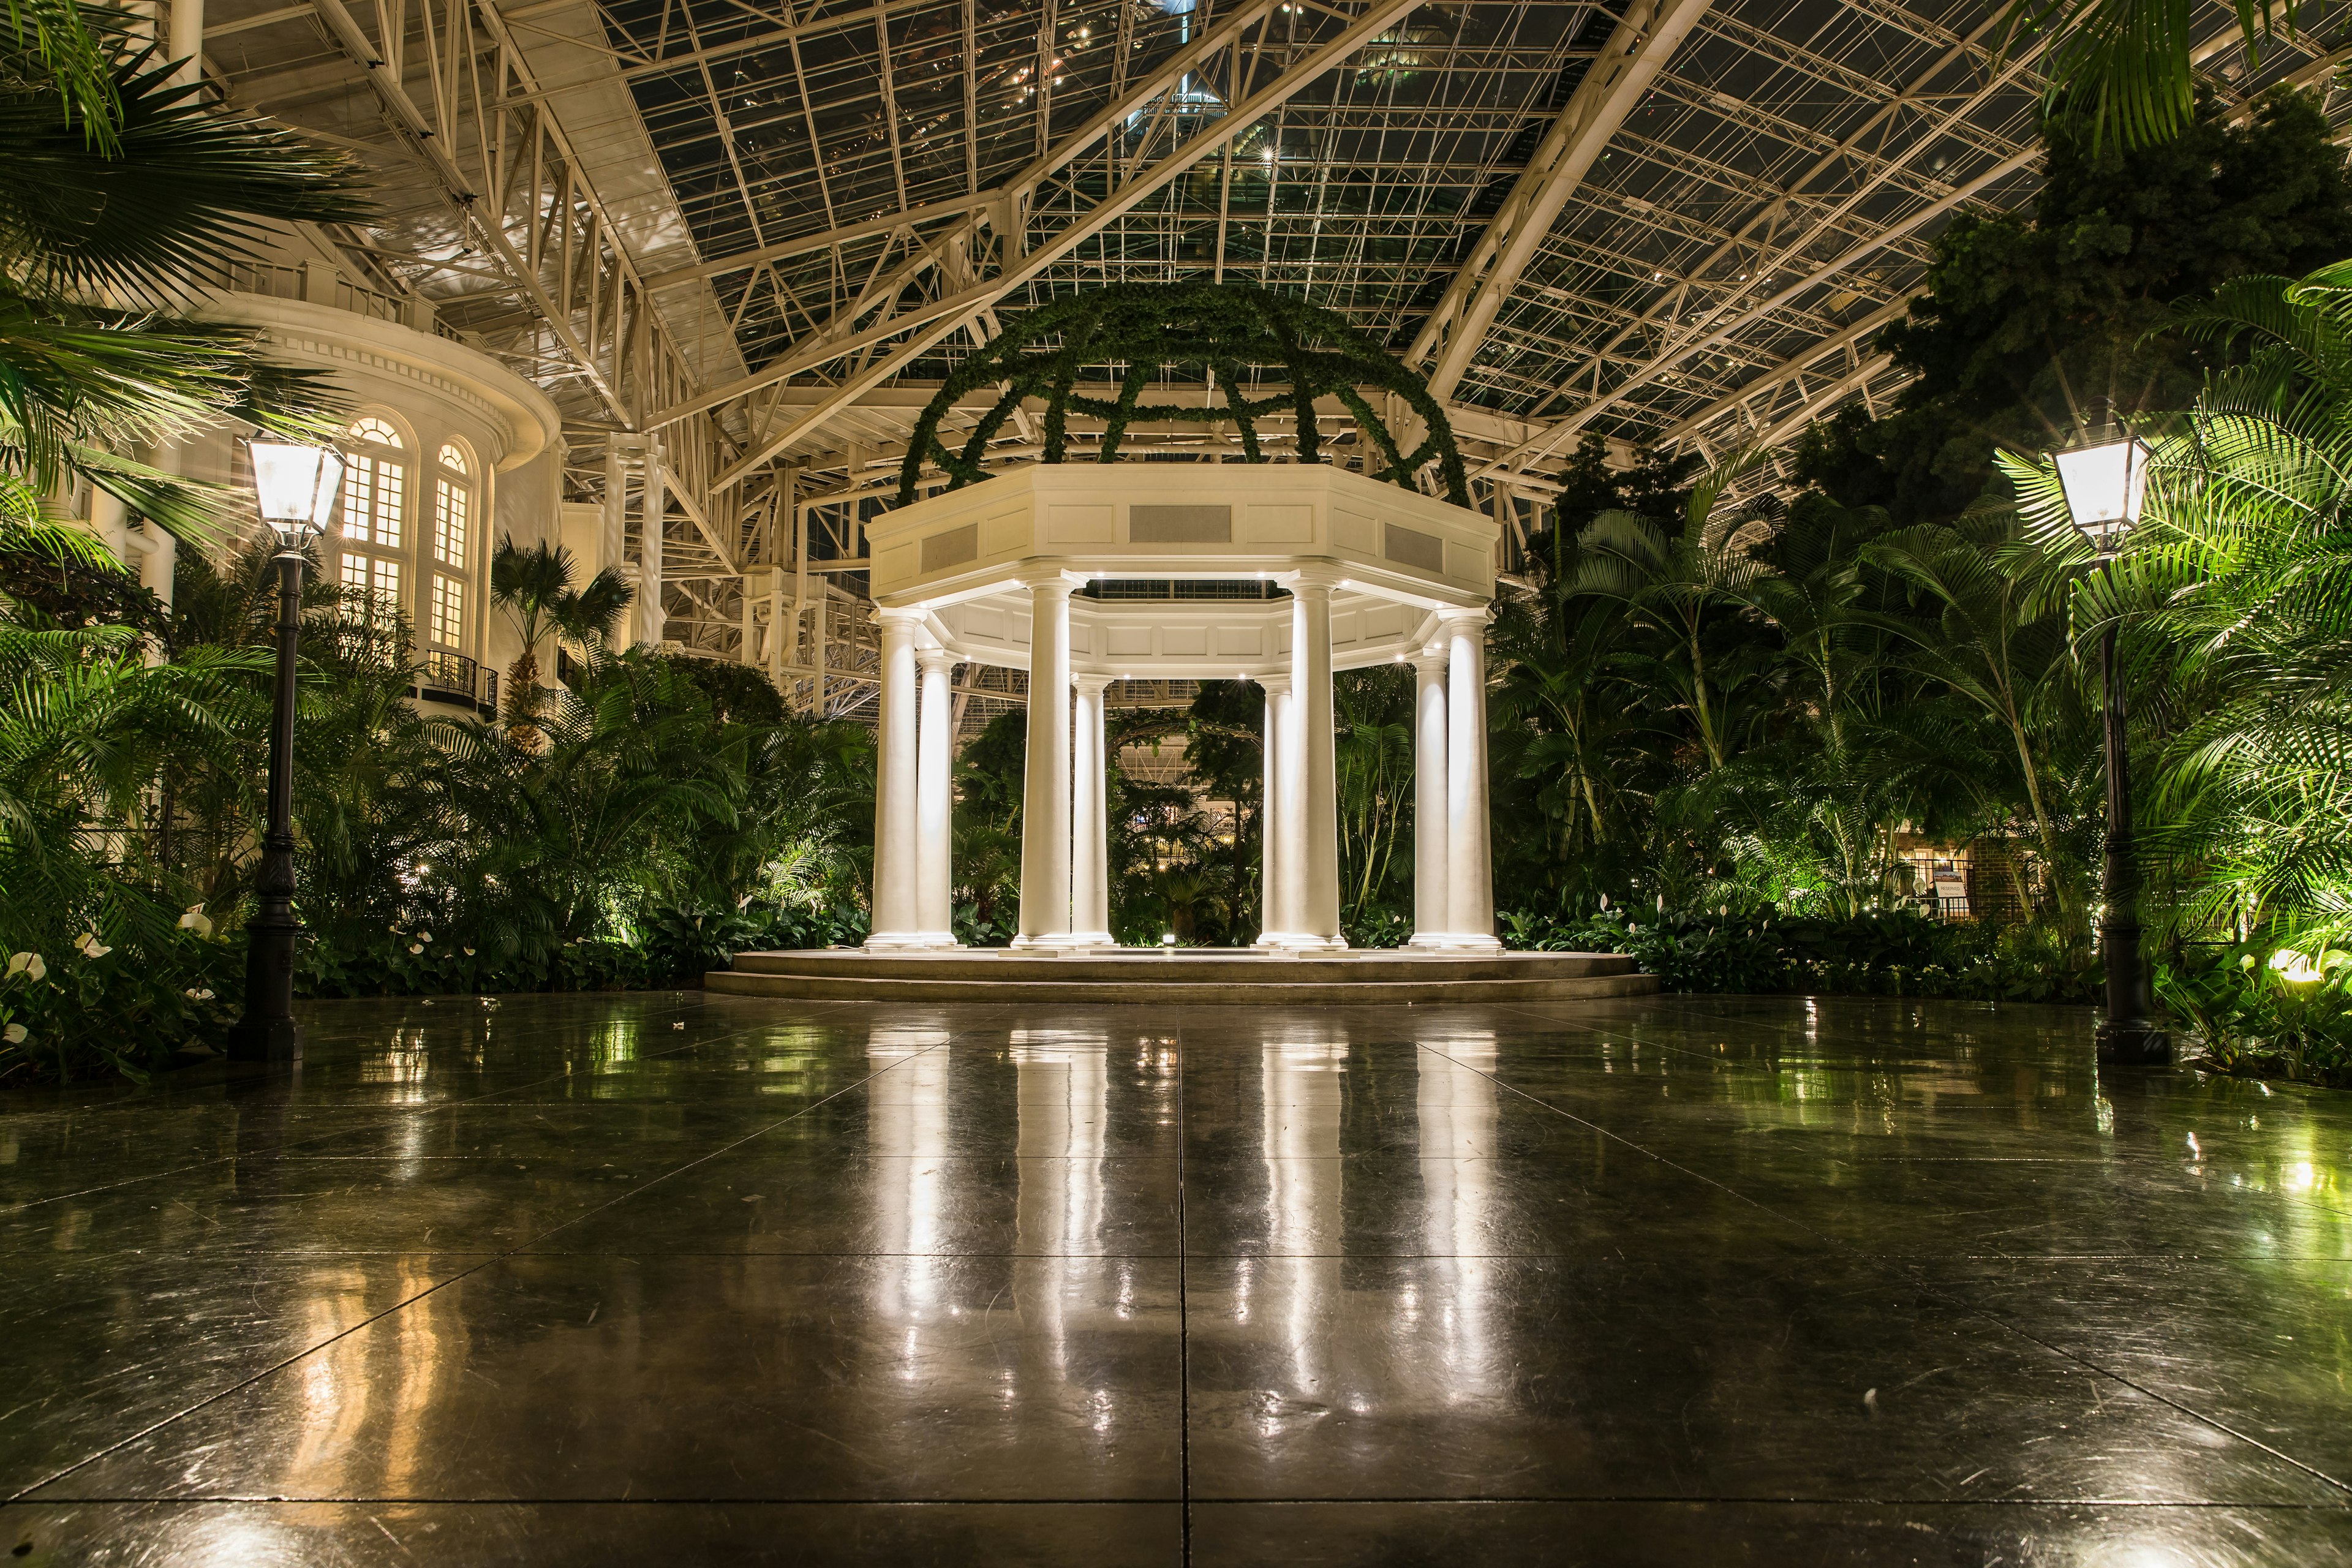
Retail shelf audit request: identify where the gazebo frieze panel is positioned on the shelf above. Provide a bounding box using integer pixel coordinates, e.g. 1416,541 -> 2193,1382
928,594 -> 1446,677
869,464 -> 1499,622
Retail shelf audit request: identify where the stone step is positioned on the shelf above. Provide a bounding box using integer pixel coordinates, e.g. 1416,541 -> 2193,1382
725,949 -> 1640,984
706,949 -> 1656,1006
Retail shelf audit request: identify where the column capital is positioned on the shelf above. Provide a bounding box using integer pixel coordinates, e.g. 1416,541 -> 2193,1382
1287,565 -> 1342,599
876,605 -> 927,628
1020,569 -> 1079,598
1071,671 -> 1112,695
1436,603 -> 1492,631
1411,644 -> 1450,671
1255,673 -> 1294,697
916,647 -> 957,673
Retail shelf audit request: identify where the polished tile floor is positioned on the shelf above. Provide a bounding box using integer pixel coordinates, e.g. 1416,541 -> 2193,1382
2,992 -> 2349,1564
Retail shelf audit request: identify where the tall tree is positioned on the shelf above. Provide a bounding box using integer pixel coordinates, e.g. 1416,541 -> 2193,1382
1800,88 -> 2352,526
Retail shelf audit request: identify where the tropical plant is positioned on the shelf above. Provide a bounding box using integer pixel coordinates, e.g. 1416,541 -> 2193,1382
489,537 -> 634,739
1568,450 -> 1777,772
1,6 -> 371,534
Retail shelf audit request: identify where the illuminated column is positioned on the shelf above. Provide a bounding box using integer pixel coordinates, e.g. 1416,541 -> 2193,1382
915,649 -> 960,944
1015,576 -> 1074,946
1071,673 -> 1114,946
1409,646 -> 1452,946
1444,608 -> 1500,948
1292,576 -> 1345,948
864,610 -> 922,947
1253,673 -> 1292,946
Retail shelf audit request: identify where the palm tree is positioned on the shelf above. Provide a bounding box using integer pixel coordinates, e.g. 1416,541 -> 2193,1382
1,12 -> 371,537
489,538 -> 634,739
1569,450 -> 1776,772
1995,0 -> 2287,153
1865,516 -> 2085,929
2008,259 -> 2352,945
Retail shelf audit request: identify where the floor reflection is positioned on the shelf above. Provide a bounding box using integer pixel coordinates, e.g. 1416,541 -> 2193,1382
7,993 -> 2351,1566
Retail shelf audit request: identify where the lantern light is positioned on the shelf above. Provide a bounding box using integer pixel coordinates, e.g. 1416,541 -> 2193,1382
247,440 -> 344,538
2052,431 -> 2153,552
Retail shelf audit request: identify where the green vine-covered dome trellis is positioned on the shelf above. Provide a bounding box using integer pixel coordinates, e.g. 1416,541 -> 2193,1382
897,283 -> 1470,508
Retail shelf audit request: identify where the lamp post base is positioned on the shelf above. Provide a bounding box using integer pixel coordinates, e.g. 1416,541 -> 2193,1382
2095,1018 -> 2170,1066
229,1015 -> 304,1065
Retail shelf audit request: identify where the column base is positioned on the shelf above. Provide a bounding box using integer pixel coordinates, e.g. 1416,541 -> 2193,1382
1257,932 -> 1350,952
1408,932 -> 1504,952
1066,930 -> 1118,949
1009,932 -> 1081,950
863,931 -> 964,952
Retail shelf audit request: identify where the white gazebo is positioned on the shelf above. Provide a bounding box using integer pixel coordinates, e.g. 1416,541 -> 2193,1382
858,461 -> 1503,952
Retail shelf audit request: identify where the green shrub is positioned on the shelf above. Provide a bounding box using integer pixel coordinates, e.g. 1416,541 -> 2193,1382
1505,903 -> 2099,1003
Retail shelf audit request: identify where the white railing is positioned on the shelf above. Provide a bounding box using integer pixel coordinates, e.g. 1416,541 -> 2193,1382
213,257 -> 468,344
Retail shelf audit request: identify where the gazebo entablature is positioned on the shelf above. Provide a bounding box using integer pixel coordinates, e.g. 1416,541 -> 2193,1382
861,464 -> 1504,955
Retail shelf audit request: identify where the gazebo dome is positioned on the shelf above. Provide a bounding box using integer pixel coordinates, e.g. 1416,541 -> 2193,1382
898,282 -> 1472,508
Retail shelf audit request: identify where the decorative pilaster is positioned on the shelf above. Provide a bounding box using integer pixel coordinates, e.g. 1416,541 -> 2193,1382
1014,576 -> 1075,946
1071,673 -> 1114,946
1443,609 -> 1499,949
1409,646 -> 1453,947
864,610 -> 924,947
915,649 -> 960,944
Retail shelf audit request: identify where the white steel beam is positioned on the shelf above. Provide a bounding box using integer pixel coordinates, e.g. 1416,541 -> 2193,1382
1486,141 -> 2037,473
671,0 -> 1431,489
1407,0 -> 1716,402
1657,296 -> 1912,447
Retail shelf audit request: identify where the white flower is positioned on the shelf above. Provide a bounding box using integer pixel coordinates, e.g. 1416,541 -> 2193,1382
6,952 -> 45,982
178,906 -> 213,937
462,947 -> 475,957
184,987 -> 214,1001
2,1023 -> 23,1045
75,932 -> 111,959
417,931 -> 432,944
408,943 -> 424,955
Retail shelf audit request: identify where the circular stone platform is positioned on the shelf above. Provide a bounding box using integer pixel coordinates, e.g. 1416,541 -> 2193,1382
706,949 -> 1658,1006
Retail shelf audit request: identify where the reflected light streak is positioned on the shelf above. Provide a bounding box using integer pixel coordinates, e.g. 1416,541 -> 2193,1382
1419,1032 -> 1499,1404
1014,1027 -> 1111,1381
867,1025 -> 950,1336
1264,1030 -> 1346,1399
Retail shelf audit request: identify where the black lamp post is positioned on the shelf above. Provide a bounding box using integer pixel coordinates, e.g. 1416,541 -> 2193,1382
2051,428 -> 2169,1065
230,439 -> 343,1066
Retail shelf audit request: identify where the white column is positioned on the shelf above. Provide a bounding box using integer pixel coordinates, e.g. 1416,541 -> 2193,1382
1292,577 -> 1346,948
865,611 -> 923,948
916,650 -> 960,945
638,442 -> 666,646
1409,647 -> 1452,946
1071,673 -> 1113,946
1253,674 -> 1291,946
1444,609 -> 1500,949
168,0 -> 205,86
1015,576 -> 1074,946
602,437 -> 626,583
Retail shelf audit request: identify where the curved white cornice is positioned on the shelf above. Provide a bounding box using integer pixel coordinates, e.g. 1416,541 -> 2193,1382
197,293 -> 565,472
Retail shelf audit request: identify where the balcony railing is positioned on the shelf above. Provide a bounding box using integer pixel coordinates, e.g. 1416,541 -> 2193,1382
209,258 -> 469,345
416,650 -> 498,716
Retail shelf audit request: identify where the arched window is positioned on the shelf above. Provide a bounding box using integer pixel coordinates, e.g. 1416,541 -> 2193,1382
427,440 -> 473,652
340,417 -> 407,620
